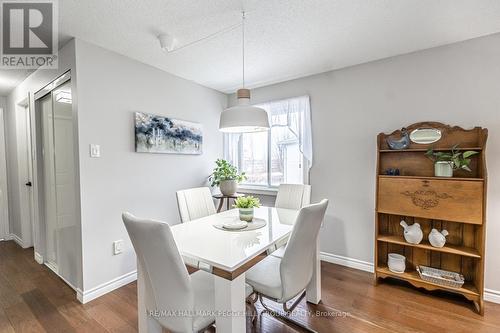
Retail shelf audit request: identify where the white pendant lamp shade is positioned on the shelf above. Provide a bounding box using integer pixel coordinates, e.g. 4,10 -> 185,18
219,11 -> 270,133
219,89 -> 269,133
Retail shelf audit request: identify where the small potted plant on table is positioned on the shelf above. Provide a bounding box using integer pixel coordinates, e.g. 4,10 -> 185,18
233,196 -> 260,222
209,159 -> 246,195
425,145 -> 479,177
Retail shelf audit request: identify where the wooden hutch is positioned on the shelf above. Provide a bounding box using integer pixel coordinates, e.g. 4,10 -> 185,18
375,122 -> 488,314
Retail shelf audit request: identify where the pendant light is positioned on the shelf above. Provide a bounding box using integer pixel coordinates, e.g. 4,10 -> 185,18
219,11 -> 270,133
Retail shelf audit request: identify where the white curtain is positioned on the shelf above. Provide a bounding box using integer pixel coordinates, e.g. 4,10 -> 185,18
256,95 -> 313,167
223,95 -> 313,176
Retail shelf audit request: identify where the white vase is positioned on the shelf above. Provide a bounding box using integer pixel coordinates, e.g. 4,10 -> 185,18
219,180 -> 237,196
388,253 -> 406,273
434,161 -> 453,177
428,229 -> 449,248
239,208 -> 254,222
400,220 -> 423,244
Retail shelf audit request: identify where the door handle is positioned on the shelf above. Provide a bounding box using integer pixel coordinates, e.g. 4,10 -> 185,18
25,181 -> 32,187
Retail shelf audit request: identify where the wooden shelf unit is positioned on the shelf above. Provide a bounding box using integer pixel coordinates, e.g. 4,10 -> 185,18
375,122 -> 488,314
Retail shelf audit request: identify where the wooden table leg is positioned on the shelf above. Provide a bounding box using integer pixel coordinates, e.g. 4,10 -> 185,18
217,198 -> 224,212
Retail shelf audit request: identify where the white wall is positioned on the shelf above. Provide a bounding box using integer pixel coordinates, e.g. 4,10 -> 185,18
0,97 -> 9,240
229,33 -> 500,292
74,40 -> 225,293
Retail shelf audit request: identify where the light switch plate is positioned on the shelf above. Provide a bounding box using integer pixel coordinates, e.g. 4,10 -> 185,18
113,240 -> 124,255
90,144 -> 100,158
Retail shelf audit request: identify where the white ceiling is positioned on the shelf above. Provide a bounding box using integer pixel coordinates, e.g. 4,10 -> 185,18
0,69 -> 33,96
2,1 -> 500,96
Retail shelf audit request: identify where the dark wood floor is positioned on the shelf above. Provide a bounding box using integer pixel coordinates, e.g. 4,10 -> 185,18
1,240 -> 500,333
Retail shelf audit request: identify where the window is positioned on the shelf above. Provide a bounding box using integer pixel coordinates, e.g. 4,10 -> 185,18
224,96 -> 312,189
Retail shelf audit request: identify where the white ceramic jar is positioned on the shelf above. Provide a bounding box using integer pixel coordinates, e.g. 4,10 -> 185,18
388,253 -> 406,274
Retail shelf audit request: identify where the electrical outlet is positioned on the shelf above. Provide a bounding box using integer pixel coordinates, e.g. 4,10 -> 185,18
113,240 -> 124,255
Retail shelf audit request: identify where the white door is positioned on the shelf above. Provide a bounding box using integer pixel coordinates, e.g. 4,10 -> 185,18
52,81 -> 78,282
0,108 -> 9,240
38,80 -> 78,284
40,93 -> 58,270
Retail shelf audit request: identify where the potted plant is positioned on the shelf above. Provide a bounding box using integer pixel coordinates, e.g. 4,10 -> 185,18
209,159 -> 246,195
233,196 -> 260,222
425,145 -> 479,177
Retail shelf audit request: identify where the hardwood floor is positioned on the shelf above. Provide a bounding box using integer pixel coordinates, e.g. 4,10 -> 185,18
1,240 -> 500,333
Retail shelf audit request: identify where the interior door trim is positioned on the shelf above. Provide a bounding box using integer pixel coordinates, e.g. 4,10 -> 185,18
34,71 -> 71,101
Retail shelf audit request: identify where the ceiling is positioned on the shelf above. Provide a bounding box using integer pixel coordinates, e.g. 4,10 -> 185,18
2,1 -> 500,96
0,69 -> 33,96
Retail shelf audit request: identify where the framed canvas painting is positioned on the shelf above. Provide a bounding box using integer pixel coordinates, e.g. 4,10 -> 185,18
135,112 -> 202,154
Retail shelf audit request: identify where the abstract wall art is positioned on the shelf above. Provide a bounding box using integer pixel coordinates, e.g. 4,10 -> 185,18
135,112 -> 202,154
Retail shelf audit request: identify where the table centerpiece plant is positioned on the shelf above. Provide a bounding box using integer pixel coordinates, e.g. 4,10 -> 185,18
233,196 -> 260,222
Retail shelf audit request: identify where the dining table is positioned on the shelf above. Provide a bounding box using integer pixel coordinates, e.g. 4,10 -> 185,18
137,206 -> 322,333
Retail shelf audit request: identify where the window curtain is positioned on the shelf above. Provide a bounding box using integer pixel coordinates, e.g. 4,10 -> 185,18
256,95 -> 313,167
223,95 -> 313,171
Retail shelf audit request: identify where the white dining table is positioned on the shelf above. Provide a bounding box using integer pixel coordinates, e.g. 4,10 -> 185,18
137,206 -> 322,333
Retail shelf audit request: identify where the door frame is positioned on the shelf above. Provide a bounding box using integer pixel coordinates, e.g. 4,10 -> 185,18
14,97 -> 36,248
0,107 -> 9,240
32,71 -> 72,266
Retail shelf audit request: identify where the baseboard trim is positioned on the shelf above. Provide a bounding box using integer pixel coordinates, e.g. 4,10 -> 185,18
34,252 -> 43,264
485,289 -> 500,304
9,233 -> 28,248
78,270 -> 137,304
320,251 -> 500,305
320,251 -> 374,273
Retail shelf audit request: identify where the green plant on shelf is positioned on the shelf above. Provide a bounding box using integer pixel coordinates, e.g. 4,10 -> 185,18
425,144 -> 479,172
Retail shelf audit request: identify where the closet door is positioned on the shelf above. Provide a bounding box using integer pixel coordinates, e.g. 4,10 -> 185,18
40,94 -> 58,270
51,81 -> 78,283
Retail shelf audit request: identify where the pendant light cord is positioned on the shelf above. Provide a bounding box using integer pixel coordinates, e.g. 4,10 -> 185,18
242,11 -> 246,88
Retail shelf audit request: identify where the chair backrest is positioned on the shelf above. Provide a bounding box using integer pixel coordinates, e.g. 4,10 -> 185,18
280,199 -> 328,302
122,213 -> 194,332
176,187 -> 216,223
275,184 -> 311,210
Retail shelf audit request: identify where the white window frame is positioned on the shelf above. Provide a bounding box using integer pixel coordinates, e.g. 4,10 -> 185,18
224,96 -> 311,194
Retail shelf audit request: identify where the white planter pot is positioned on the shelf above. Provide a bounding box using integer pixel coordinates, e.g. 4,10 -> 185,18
219,180 -> 237,196
388,253 -> 406,274
434,161 -> 453,177
239,208 -> 254,222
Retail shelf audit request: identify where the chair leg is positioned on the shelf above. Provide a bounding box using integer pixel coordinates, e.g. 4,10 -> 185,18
258,293 -> 318,333
246,293 -> 258,324
283,291 -> 306,313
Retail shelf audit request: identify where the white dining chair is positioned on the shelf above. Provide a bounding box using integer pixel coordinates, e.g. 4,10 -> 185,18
123,212 -> 217,332
176,187 -> 216,223
275,183 -> 311,210
246,199 -> 328,332
270,183 -> 312,257
123,212 -> 254,332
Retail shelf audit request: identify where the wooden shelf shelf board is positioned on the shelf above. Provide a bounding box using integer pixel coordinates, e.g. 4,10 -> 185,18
377,175 -> 484,182
379,147 -> 483,153
376,266 -> 479,298
377,235 -> 481,258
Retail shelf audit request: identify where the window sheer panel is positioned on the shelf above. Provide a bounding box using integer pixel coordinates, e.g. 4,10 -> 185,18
223,96 -> 312,188
240,132 -> 269,185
